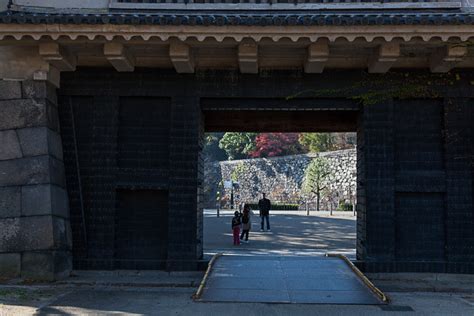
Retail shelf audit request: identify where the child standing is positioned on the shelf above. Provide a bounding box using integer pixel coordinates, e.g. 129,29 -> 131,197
240,204 -> 252,243
231,211 -> 241,245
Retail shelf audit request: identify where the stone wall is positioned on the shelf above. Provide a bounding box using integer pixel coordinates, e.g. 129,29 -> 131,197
204,148 -> 356,210
0,79 -> 71,280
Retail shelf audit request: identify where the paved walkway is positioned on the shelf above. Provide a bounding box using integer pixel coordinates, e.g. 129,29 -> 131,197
2,209 -> 473,315
199,255 -> 383,304
204,209 -> 356,258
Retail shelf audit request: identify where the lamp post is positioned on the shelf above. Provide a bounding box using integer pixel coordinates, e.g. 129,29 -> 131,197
224,180 -> 239,210
230,180 -> 234,209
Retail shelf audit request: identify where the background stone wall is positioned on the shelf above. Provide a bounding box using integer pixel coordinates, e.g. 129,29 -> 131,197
204,148 -> 356,210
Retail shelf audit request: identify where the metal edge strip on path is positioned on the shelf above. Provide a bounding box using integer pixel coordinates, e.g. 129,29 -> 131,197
326,253 -> 390,304
193,253 -> 223,300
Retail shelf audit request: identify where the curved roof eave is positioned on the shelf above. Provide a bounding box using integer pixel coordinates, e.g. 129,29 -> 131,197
0,9 -> 473,26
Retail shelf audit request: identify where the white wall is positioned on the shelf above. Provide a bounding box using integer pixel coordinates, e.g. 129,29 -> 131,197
8,0 -> 473,12
0,0 -> 9,12
463,0 -> 474,9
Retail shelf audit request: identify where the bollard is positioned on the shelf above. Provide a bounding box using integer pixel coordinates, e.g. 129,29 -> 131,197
217,206 -> 220,218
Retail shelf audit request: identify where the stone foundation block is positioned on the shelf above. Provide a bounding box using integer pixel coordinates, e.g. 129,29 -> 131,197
22,80 -> 57,105
0,99 -> 48,131
0,155 -> 65,187
22,184 -> 69,218
17,127 -> 63,160
19,216 -> 70,252
0,253 -> 21,278
0,80 -> 22,100
0,130 -> 22,160
0,186 -> 21,218
52,217 -> 72,250
0,218 -> 20,252
21,251 -> 71,281
0,216 -> 71,252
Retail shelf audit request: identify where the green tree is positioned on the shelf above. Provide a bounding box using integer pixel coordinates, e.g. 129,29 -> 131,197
219,132 -> 257,160
299,133 -> 335,153
302,156 -> 331,212
203,132 -> 227,161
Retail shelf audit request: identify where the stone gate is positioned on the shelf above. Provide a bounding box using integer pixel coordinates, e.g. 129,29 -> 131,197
0,1 -> 474,279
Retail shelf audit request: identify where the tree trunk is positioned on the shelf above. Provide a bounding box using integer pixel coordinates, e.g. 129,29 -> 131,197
316,192 -> 320,212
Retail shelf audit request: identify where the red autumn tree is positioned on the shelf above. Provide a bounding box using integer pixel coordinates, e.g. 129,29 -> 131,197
249,133 -> 305,158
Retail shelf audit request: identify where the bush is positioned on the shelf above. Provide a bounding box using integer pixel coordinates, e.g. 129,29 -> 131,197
337,200 -> 353,211
246,203 -> 299,211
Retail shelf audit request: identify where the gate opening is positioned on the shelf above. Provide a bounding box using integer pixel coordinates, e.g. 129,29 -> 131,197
201,98 -> 359,260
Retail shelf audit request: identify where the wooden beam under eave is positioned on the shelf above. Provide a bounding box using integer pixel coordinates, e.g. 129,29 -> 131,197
104,42 -> 135,72
39,43 -> 76,72
304,40 -> 329,73
430,45 -> 467,73
169,41 -> 194,73
368,42 -> 400,74
238,40 -> 258,74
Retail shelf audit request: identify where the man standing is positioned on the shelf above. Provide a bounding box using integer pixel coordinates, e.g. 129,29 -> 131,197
258,193 -> 271,232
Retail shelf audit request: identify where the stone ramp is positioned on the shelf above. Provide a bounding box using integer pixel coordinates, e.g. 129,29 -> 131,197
198,255 -> 384,305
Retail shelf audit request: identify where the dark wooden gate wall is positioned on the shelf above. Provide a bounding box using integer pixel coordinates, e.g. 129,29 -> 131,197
58,69 -> 474,273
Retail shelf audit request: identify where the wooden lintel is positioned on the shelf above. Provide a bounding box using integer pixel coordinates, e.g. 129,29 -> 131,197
104,42 -> 135,72
169,41 -> 194,73
204,110 -> 358,133
304,40 -> 329,73
368,42 -> 400,73
430,45 -> 467,73
238,40 -> 258,74
39,43 -> 76,72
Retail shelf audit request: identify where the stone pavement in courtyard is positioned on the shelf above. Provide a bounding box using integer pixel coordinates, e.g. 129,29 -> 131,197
204,209 -> 357,258
0,210 -> 473,315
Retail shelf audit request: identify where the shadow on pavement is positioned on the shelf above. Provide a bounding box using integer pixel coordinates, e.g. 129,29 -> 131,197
204,210 -> 356,257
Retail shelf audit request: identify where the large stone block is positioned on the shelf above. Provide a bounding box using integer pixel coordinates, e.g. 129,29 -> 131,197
49,156 -> 66,187
21,251 -> 71,281
51,185 -> 69,218
22,184 -> 69,218
0,156 -> 49,186
19,216 -> 55,251
0,216 -> 71,252
53,217 -> 72,250
0,187 -> 21,218
0,130 -> 22,160
48,129 -> 63,161
17,127 -> 47,157
46,102 -> 60,132
22,80 -> 57,105
0,80 -> 22,100
0,99 -> 48,131
0,155 -> 65,187
17,127 -> 63,160
0,186 -> 21,218
0,217 -> 20,252
0,253 -> 21,278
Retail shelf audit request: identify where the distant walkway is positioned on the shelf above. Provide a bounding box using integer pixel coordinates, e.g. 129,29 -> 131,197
203,209 -> 356,259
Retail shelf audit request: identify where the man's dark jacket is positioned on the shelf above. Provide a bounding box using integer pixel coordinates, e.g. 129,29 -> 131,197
258,198 -> 271,216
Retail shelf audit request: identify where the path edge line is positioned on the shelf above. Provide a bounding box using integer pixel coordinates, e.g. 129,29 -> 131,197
192,253 -> 223,301
326,253 -> 390,304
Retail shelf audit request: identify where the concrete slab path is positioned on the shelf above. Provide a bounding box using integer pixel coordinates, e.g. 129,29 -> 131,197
199,255 -> 383,305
